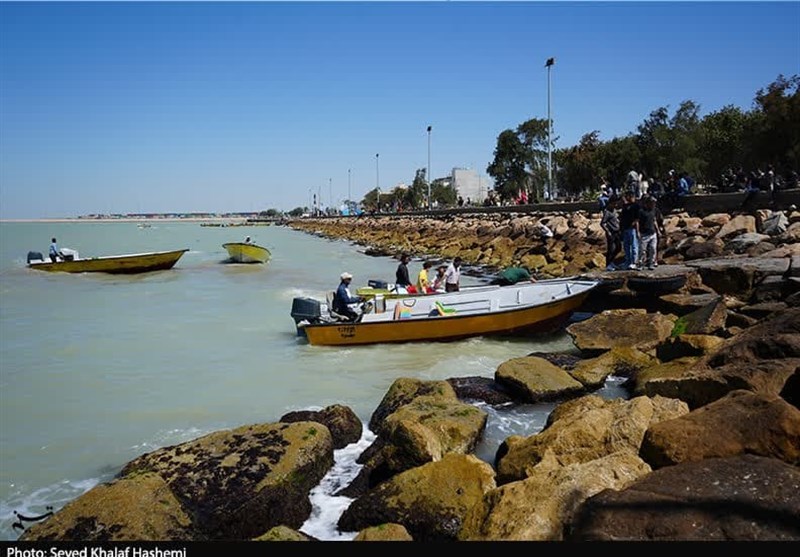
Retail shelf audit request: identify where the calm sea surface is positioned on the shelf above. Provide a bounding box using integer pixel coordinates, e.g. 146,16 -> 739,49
0,220 -> 624,541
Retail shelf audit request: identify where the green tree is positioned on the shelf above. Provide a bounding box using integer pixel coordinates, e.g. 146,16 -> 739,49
487,118 -> 550,202
288,207 -> 305,217
697,104 -> 749,182
405,168 -> 428,209
751,74 -> 800,172
556,131 -> 601,197
430,178 -> 456,207
595,135 -> 641,191
670,100 -> 704,180
636,106 -> 671,180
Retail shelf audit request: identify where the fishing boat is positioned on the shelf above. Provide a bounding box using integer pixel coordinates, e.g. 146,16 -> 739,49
290,278 -> 598,346
222,241 -> 271,264
26,248 -> 189,274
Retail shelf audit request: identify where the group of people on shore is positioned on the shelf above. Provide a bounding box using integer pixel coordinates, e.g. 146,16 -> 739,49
601,190 -> 666,271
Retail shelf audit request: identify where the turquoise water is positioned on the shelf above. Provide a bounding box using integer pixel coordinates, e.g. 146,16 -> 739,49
0,220 -> 617,540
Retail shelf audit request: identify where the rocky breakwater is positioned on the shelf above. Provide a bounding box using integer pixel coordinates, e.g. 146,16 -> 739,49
285,207 -> 800,280
19,207 -> 800,542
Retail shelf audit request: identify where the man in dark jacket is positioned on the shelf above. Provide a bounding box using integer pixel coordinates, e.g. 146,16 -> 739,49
395,253 -> 412,287
619,190 -> 641,270
600,195 -> 622,270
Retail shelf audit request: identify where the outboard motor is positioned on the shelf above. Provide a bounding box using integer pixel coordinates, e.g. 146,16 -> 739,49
26,251 -> 43,264
291,297 -> 321,326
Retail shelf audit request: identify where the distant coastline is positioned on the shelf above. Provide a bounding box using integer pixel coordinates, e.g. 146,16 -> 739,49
0,216 -> 251,224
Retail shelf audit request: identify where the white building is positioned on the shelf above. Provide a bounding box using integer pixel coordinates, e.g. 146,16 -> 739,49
450,167 -> 492,204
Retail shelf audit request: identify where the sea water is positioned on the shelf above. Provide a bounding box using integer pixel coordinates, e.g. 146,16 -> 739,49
0,220 -> 626,541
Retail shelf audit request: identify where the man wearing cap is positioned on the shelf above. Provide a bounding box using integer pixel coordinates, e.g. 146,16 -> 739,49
334,272 -> 364,321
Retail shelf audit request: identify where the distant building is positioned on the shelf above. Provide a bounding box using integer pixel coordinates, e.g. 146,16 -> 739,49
450,167 -> 492,204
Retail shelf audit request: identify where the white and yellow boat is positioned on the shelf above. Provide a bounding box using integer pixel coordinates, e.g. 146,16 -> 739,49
27,248 -> 189,274
290,278 -> 598,346
222,242 -> 271,264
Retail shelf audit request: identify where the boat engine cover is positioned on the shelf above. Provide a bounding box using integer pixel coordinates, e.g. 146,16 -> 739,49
291,297 -> 322,322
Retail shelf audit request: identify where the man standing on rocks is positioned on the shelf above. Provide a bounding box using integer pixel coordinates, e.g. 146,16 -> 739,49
601,195 -> 622,270
619,190 -> 641,270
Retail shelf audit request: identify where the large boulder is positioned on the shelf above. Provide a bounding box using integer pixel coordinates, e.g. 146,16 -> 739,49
280,404 -> 363,449
368,378 -> 457,435
640,390 -> 800,468
377,395 -> 488,473
20,473 -> 193,541
567,455 -> 800,541
570,347 -> 658,390
459,450 -> 650,541
566,309 -> 677,355
118,421 -> 334,540
495,356 -> 584,402
337,454 -> 496,541
494,394 -> 688,484
642,307 -> 800,409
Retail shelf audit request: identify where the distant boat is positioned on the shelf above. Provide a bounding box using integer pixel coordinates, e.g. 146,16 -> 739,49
27,248 -> 189,274
290,278 -> 598,346
222,242 -> 271,264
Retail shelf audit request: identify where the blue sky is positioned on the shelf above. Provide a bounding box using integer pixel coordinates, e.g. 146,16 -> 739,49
1,1 -> 798,219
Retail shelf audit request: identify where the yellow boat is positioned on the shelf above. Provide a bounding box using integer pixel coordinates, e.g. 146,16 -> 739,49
27,248 -> 189,274
290,278 -> 598,346
222,242 -> 271,264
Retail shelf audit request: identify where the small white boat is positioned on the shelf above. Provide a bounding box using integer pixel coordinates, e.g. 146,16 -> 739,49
222,242 -> 271,264
290,278 -> 599,346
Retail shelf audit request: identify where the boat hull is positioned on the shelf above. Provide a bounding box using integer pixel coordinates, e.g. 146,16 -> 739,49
222,243 -> 271,264
300,280 -> 596,346
28,249 -> 190,274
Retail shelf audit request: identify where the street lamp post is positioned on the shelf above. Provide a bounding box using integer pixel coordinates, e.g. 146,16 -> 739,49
329,177 -> 332,211
375,153 -> 380,211
545,57 -> 555,201
427,125 -> 432,210
347,168 -> 351,214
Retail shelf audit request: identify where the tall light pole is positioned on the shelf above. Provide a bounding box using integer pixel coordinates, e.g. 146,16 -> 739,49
329,177 -> 332,210
375,153 -> 380,211
545,57 -> 555,201
347,168 -> 351,212
427,125 -> 432,209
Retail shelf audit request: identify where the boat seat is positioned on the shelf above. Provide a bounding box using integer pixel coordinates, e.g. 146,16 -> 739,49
435,301 -> 457,316
325,291 -> 350,322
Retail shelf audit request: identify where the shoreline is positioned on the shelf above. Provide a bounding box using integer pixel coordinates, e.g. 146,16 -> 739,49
0,217 -> 251,224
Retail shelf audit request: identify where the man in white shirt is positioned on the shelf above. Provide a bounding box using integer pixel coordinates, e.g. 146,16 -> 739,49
444,257 -> 462,292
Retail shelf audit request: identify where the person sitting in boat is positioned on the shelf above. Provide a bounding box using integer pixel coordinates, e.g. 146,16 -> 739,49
244,236 -> 253,244
490,266 -> 537,286
49,237 -> 64,262
334,272 -> 364,321
417,260 -> 434,294
431,264 -> 447,293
